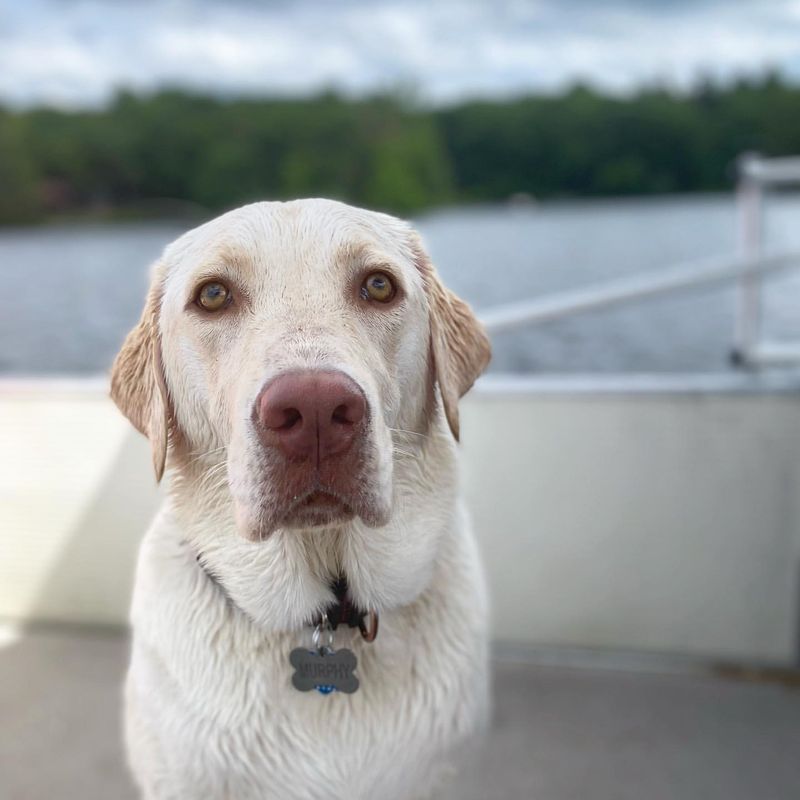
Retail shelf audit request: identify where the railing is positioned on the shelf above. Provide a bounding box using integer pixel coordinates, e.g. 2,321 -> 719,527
735,154 -> 800,366
479,248 -> 798,334
478,154 -> 800,369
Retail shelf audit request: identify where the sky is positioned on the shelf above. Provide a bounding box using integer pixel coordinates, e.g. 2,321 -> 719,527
0,0 -> 798,108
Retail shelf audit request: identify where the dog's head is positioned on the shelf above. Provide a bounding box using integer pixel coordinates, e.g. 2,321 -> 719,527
111,200 -> 489,541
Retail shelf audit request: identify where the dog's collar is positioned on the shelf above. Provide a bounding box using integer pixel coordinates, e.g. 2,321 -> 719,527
189,544 -> 378,642
323,576 -> 379,642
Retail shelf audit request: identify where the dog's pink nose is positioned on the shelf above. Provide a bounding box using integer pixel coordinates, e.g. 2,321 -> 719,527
257,370 -> 366,462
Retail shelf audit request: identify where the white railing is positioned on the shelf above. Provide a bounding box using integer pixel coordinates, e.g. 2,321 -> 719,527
479,248 -> 799,335
734,153 -> 800,366
478,154 -> 800,370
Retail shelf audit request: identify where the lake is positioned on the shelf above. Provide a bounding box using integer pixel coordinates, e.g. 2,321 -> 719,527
2,193 -> 800,375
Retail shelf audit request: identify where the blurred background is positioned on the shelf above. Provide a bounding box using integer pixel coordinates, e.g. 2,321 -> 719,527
1,1 -> 800,798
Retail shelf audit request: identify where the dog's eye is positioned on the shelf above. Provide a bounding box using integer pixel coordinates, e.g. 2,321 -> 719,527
361,272 -> 395,303
196,281 -> 230,311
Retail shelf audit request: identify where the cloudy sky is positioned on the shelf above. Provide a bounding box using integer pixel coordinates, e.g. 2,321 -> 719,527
0,0 -> 798,108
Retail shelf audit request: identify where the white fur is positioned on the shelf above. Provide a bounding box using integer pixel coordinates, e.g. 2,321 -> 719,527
122,200 -> 489,800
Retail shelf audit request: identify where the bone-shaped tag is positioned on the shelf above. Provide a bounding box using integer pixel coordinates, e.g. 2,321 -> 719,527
290,648 -> 359,694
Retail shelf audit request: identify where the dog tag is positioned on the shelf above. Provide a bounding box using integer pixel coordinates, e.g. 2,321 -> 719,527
290,647 -> 359,694
290,614 -> 359,694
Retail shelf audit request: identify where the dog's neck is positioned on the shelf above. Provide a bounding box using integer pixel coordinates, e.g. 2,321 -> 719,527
164,433 -> 459,634
191,549 -> 377,640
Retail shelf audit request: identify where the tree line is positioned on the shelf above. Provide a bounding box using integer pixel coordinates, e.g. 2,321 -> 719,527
0,75 -> 798,224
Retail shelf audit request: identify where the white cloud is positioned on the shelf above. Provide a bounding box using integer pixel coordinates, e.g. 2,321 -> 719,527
0,0 -> 797,108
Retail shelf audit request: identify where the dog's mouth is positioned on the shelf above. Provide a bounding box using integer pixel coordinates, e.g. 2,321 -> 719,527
232,424 -> 393,539
282,489 -> 355,529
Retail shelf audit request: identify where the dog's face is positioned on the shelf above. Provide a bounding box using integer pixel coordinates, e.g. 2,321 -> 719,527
111,200 -> 489,541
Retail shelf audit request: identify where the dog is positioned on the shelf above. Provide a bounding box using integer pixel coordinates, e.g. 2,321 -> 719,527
111,199 -> 491,800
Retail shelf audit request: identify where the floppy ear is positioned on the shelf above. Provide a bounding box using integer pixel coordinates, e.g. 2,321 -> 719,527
413,241 -> 491,441
110,281 -> 170,481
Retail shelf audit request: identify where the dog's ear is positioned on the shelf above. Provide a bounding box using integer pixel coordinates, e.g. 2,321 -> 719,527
110,280 -> 170,481
413,239 -> 491,441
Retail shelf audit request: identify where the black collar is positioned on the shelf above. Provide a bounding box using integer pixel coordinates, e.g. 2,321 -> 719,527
191,544 -> 378,642
324,575 -> 379,641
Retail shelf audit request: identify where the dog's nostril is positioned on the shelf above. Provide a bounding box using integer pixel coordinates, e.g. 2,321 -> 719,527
276,407 -> 302,431
332,404 -> 354,426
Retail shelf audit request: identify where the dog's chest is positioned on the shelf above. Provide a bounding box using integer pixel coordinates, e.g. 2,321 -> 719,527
127,514 -> 488,799
132,612 -> 483,800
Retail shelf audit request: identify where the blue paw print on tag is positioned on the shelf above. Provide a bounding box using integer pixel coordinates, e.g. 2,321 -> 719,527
315,684 -> 336,694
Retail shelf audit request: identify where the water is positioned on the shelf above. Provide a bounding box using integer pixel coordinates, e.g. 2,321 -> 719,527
2,194 -> 800,375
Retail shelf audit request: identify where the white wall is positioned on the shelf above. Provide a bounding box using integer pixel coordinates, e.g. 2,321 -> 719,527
462,384 -> 800,663
2,379 -> 799,664
0,381 -> 161,626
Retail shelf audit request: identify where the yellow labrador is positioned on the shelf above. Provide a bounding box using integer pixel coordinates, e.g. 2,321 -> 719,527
112,199 -> 490,800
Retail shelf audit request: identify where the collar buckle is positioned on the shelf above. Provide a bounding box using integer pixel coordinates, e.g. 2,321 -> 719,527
318,576 -> 379,643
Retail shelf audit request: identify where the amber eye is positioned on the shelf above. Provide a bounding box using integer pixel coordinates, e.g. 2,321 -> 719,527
197,281 -> 230,311
361,272 -> 395,303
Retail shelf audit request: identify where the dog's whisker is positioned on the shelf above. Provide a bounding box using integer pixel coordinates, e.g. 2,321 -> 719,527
188,445 -> 228,463
199,472 -> 229,489
392,446 -> 417,459
190,444 -> 227,457
195,460 -> 230,492
201,462 -> 228,477
207,478 -> 230,493
201,463 -> 229,479
388,427 -> 429,440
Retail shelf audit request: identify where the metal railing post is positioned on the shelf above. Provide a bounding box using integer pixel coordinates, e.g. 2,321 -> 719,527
732,153 -> 764,365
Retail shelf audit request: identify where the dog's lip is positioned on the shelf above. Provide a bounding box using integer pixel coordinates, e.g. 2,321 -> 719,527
298,490 -> 350,510
281,489 -> 354,526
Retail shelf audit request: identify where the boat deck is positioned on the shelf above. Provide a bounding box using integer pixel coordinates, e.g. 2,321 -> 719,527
2,629 -> 798,800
